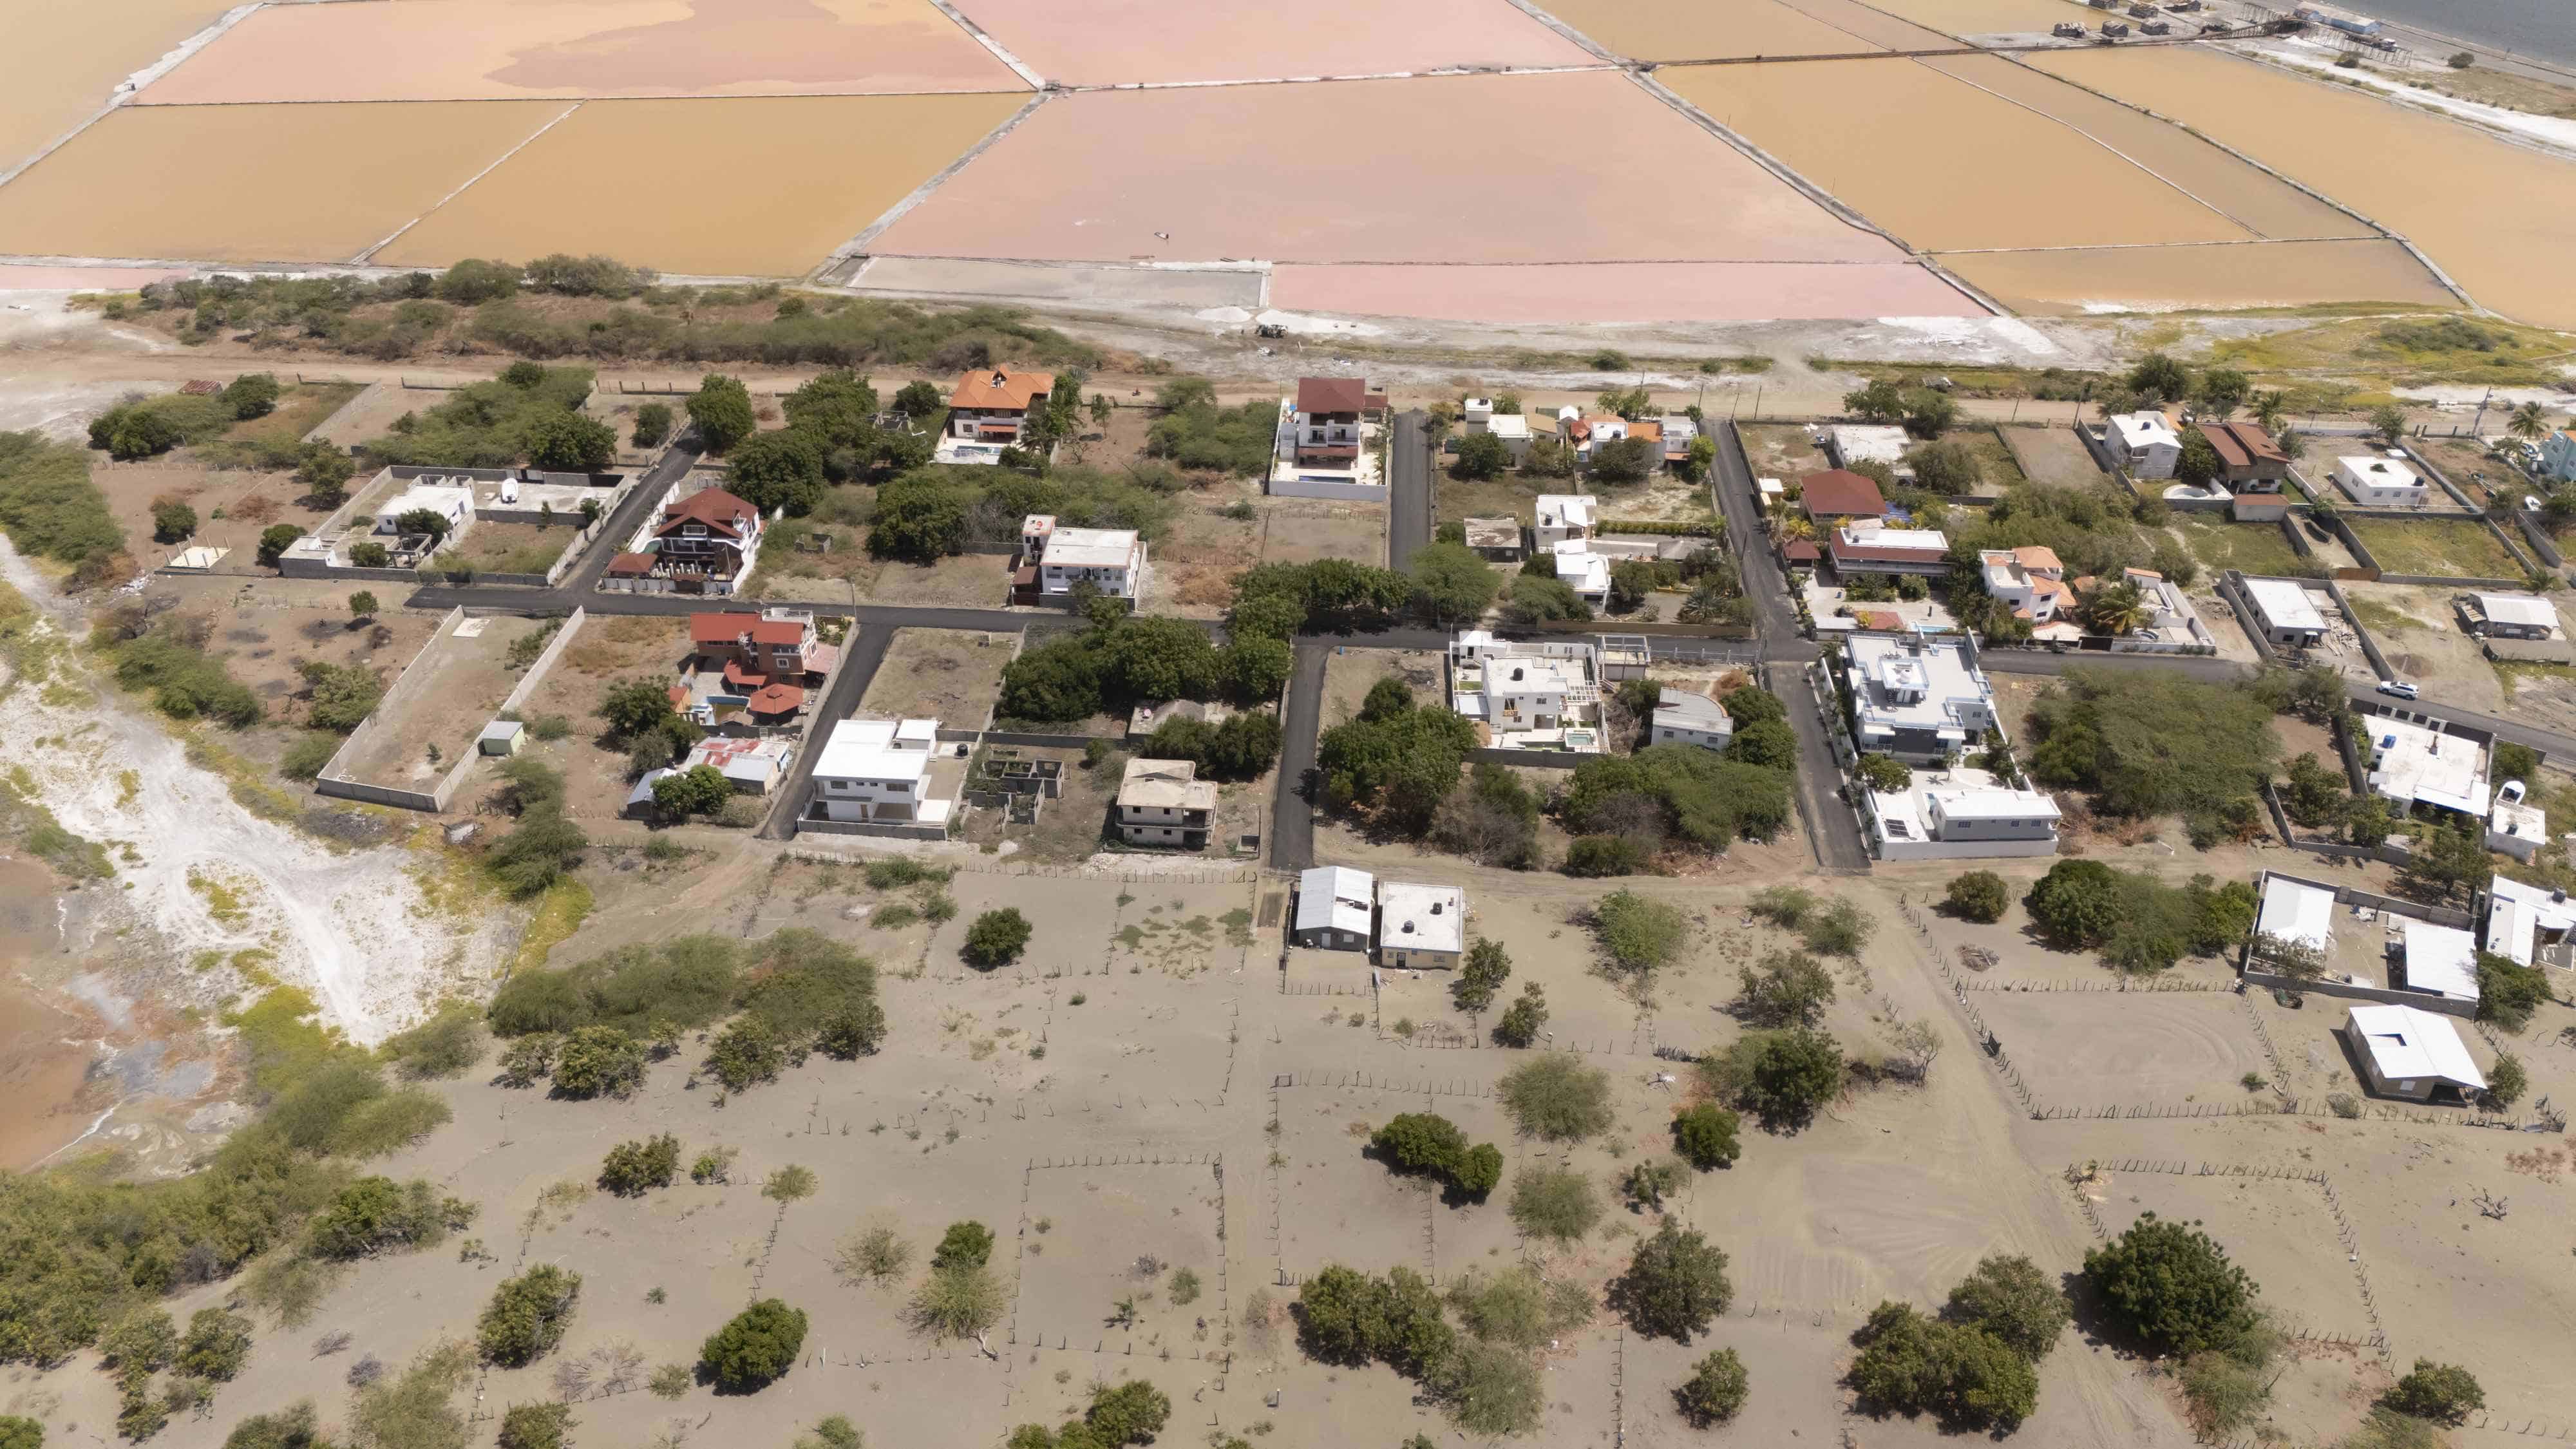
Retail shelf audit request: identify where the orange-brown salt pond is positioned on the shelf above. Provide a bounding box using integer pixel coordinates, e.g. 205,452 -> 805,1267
953,0 -> 1595,84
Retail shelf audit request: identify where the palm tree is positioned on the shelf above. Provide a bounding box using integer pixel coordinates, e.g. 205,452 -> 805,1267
2251,390 -> 2288,434
2506,401 -> 2549,442
2084,582 -> 2151,636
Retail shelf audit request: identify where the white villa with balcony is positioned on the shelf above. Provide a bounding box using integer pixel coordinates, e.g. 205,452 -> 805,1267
1533,493 -> 1596,551
1448,630 -> 1602,752
808,717 -> 945,825
1016,514 -> 1146,601
1841,630 -> 1999,764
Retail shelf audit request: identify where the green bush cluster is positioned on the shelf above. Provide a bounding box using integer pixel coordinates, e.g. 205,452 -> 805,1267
867,460 -> 1177,562
1005,1378 -> 1172,1448
699,1298 -> 807,1392
1143,379 -> 1280,477
2023,862 -> 2255,974
1367,1112 -> 1504,1199
0,431 -> 124,571
360,365 -> 610,471
1317,677 -> 1481,835
2026,670 -> 2280,837
997,612 -> 1278,726
1560,741 -> 1792,860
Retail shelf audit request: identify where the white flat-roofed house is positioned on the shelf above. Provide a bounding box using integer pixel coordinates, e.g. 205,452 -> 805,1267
2331,452 -> 2430,507
1115,757 -> 1217,849
2488,780 -> 2546,862
808,717 -> 943,824
1651,688 -> 1734,751
1826,424 -> 1911,476
1376,881 -> 1465,969
2395,919 -> 2481,1007
1461,399 -> 1533,463
2483,873 -> 2576,968
375,482 -> 475,538
1979,546 -> 2071,625
1293,866 -> 1374,951
2255,872 -> 2337,957
1828,520 -> 1951,578
2342,1003 -> 2486,1101
1841,632 -> 1998,763
2467,592 -> 2561,640
1864,766 -> 2060,860
1448,632 -> 1602,752
1017,514 -> 1146,601
2363,715 -> 2490,819
2105,412 -> 2181,479
1553,542 -> 1610,605
1533,494 -> 1596,551
2240,577 -> 2331,648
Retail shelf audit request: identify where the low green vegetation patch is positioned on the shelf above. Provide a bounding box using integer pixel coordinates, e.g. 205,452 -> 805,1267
2345,518 -> 2528,580
2024,861 -> 2255,974
2026,668 -> 2282,844
1143,377 -> 1280,477
360,365 -> 611,471
0,430 -> 126,578
867,462 -> 1180,562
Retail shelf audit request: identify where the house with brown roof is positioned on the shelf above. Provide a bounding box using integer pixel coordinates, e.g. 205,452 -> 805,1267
1291,377 -> 1368,466
943,366 -> 1055,451
1271,377 -> 1386,498
606,481 -> 765,596
1979,546 -> 2071,623
1799,469 -> 1891,524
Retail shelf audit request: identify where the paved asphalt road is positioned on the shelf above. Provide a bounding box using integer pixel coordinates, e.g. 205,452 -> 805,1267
1269,642 -> 1331,872
1387,410 -> 1432,570
1712,422 -> 1804,652
1770,659 -> 1871,873
756,624 -> 894,841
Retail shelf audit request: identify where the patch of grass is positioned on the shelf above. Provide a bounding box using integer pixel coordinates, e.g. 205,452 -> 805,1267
189,865 -> 252,927
2171,518 -> 2316,580
2343,595 -> 2421,636
2346,518 -> 2526,580
508,877 -> 594,976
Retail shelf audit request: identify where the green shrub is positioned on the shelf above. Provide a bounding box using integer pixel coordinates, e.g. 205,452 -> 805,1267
598,1133 -> 681,1196
1674,1347 -> 1748,1426
933,1221 -> 994,1272
1944,1254 -> 2069,1361
1611,1219 -> 1732,1341
1703,1028 -> 1843,1132
1590,890 -> 1687,974
476,1265 -> 581,1367
1506,1167 -> 1599,1244
963,908 -> 1032,969
2082,1213 -> 2256,1357
700,1299 -> 808,1391
1498,1056 -> 1613,1143
2380,1359 -> 2483,1425
551,1025 -> 647,1099
1848,1302 -> 2038,1431
496,1401 -> 575,1449
378,1004 -> 483,1080
1490,981 -> 1548,1048
705,1015 -> 786,1092
307,1175 -> 461,1259
1671,1103 -> 1741,1170
2476,951 -> 2552,1030
1944,870 -> 2009,923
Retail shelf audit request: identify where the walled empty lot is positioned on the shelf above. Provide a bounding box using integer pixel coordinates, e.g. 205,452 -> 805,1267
1978,992 -> 2275,1110
867,70 -> 1918,269
2031,46 -> 2576,330
1944,238 -> 2457,316
2347,517 -> 2528,579
135,0 -> 1028,104
375,93 -> 1025,277
956,0 -> 1592,84
332,614 -> 556,790
0,101 -> 565,263
857,627 -> 1014,725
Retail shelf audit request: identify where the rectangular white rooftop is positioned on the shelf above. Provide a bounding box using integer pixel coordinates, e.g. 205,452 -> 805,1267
2256,873 -> 2336,954
2243,577 -> 2329,634
1376,880 -> 1464,956
2347,1003 -> 2485,1090
2367,716 -> 2490,816
2108,412 -> 2179,449
2400,919 -> 2481,1003
1535,494 -> 1595,531
2476,593 -> 2559,631
1296,865 -> 1373,938
1044,527 -> 1140,567
2485,874 -> 2576,967
813,717 -> 937,784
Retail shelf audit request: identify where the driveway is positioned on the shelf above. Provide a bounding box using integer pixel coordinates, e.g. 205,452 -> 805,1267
1387,409 -> 1432,570
1712,422 -> 1804,658
1768,659 -> 1871,873
1268,640 -> 1329,872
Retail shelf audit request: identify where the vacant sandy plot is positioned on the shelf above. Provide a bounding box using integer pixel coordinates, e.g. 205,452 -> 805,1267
870,71 -> 1913,267
377,93 -> 1022,276
1944,239 -> 2458,315
2349,516 -> 2527,578
958,0 -> 1591,83
1540,0 -> 1953,59
1270,259 -> 1982,323
0,101 -> 565,263
859,627 -> 1014,724
0,0 -> 232,175
1978,992 -> 2271,1110
1260,499 -> 1385,566
334,614 -> 555,788
137,0 -> 1027,104
1275,1084 -> 1515,1278
2090,1171 -> 2374,1338
1016,1163 -> 1222,1349
858,551 -> 1012,607
1668,59 -> 2255,251
2032,47 -> 2576,329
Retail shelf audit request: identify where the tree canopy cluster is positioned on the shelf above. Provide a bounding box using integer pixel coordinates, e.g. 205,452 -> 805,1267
1368,1112 -> 1503,1200
1558,724 -> 1794,864
1316,679 -> 1481,835
0,431 -> 125,573
867,460 -> 1182,563
2026,669 -> 2281,840
999,612 -> 1282,739
1143,377 -> 1280,477
360,364 -> 613,471
1850,1255 -> 2069,1432
86,373 -> 278,460
2023,862 -> 2256,974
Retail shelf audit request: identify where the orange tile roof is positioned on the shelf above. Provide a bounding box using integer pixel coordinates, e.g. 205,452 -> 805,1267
2012,545 -> 2063,573
949,366 -> 1053,412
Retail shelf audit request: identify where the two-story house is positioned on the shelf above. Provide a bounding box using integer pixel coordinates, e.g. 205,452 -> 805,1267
808,717 -> 940,823
1115,757 -> 1217,849
2105,412 -> 2182,479
1842,631 -> 2000,764
649,485 -> 764,594
689,609 -> 819,686
2543,427 -> 2576,484
1651,688 -> 1734,751
2199,421 -> 2291,495
1016,514 -> 1146,603
1978,545 -> 2070,623
1291,377 -> 1368,466
1533,493 -> 1596,551
947,366 -> 1054,447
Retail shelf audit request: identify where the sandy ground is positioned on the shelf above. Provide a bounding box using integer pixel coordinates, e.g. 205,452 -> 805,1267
869,71 -> 1915,269
1255,501 -> 1385,567
92,459 -> 327,572
375,93 -> 1025,278
336,614 -> 556,788
0,100 -> 570,265
0,0 -> 234,176
1270,260 -> 1980,324
135,0 -> 1028,105
954,0 -> 1595,84
2031,46 -> 2576,330
1536,0 -> 1895,59
858,627 -> 1014,726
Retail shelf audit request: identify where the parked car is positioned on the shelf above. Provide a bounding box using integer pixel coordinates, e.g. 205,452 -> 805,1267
2377,679 -> 2420,700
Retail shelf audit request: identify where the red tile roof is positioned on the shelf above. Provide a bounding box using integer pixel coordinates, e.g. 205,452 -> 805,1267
659,488 -> 757,539
745,683 -> 806,715
722,659 -> 770,690
949,367 -> 1052,411
2199,421 -> 2288,469
690,611 -> 759,647
607,552 -> 655,576
1799,469 -> 1889,519
1296,377 -> 1367,415
1781,540 -> 1822,562
749,618 -> 808,646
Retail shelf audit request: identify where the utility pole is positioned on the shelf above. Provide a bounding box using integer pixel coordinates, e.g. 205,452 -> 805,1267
2470,386 -> 2494,436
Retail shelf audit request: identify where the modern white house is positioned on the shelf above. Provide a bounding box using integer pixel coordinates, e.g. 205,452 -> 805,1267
1841,631 -> 1998,763
807,717 -> 943,824
2239,577 -> 2331,649
1863,766 -> 2060,861
2483,873 -> 2576,968
1651,688 -> 1734,751
2544,427 -> 2576,484
2342,1003 -> 2486,1101
1461,399 -> 1533,464
1827,520 -> 1951,578
2331,452 -> 2431,507
1375,881 -> 1464,969
1551,540 -> 1610,605
2105,412 -> 2182,479
1016,514 -> 1146,602
2394,919 -> 2481,1008
1293,865 -> 1374,951
2255,872 -> 2338,958
1269,376 -> 1385,498
1978,545 -> 2070,625
1533,494 -> 1596,551
376,482 -> 475,538
1115,757 -> 1217,849
2362,715 -> 2491,819
2488,779 -> 2547,862
1448,632 -> 1602,752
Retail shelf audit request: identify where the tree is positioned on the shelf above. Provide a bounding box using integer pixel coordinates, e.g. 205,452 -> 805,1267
553,1024 -> 647,1099
1508,1167 -> 1600,1244
1371,1112 -> 1470,1178
1451,939 -> 1511,1012
1944,870 -> 2009,923
434,258 -> 520,303
297,445 -> 356,503
2175,429 -> 2223,488
1899,388 -> 1957,440
350,541 -> 391,568
1453,431 -> 1510,480
1944,1255 -> 2069,1361
1593,889 -> 1689,974
1081,1380 -> 1172,1445
1499,1055 -> 1613,1142
1849,1302 -> 2038,1431
1672,1103 -> 1741,1171
178,1306 -> 253,1381
2126,352 -> 2190,402
2474,951 -> 2550,1031
963,908 -> 1032,969
1845,378 -> 1906,422
301,661 -> 381,732
497,1401 -> 575,1449
216,1402 -> 327,1449
1707,1028 -> 1843,1132
222,372 -> 281,421
2369,404 -> 2408,447
2380,1360 -> 2483,1425
2282,752 -> 2349,828
1491,981 -> 1549,1047
257,523 -> 303,567
1674,1347 -> 1748,1427
909,1259 -> 1004,1341
348,591 -> 378,621
2345,793 -> 2394,848
653,763 -> 732,819
688,374 -> 757,453
488,806 -> 587,898
477,1265 -> 582,1367
598,1133 -> 681,1195
896,380 -> 946,421
2194,368 -> 2250,419
151,500 -> 197,543
1723,717 -> 1796,771
2505,400 -> 2548,443
1293,1266 -> 1452,1376
933,1221 -> 995,1272
2081,1213 -> 2256,1357
598,677 -> 681,740
1590,435 -> 1657,484
705,1016 -> 786,1091
1613,1220 -> 1733,1341
699,1299 -> 807,1392
1407,542 -> 1500,624
2401,819 -> 2492,905
1734,950 -> 1835,1029
2025,859 -> 2125,948
633,401 -> 674,448
2486,1050 -> 2527,1109
727,428 -> 826,515
1680,434 -> 1717,483
521,410 -> 616,471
